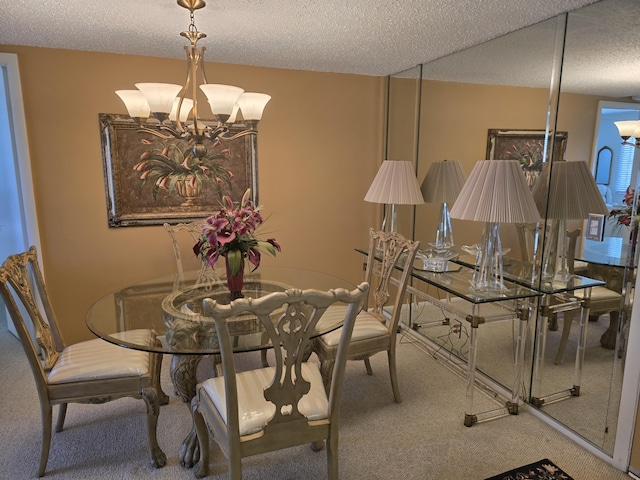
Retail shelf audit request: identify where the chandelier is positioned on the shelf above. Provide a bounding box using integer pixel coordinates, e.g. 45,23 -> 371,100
614,120 -> 640,148
115,0 -> 270,159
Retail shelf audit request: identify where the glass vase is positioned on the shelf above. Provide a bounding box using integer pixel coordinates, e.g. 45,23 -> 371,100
224,256 -> 245,300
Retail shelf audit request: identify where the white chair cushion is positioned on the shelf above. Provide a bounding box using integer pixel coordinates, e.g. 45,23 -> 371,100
571,286 -> 621,301
201,362 -> 329,436
319,310 -> 387,348
47,329 -> 152,384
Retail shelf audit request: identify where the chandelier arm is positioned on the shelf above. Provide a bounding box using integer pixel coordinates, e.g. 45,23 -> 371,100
136,126 -> 190,141
217,129 -> 258,142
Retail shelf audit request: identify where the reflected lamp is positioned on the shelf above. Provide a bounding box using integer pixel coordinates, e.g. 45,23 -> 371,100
364,160 -> 425,232
532,160 -> 609,282
421,159 -> 466,248
450,160 -> 540,291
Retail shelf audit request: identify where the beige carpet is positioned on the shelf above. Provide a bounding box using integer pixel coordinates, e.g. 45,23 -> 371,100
0,321 -> 631,479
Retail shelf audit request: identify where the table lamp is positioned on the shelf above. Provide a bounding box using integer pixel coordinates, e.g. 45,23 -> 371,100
364,160 -> 425,232
421,159 -> 466,248
532,160 -> 609,282
450,160 -> 540,292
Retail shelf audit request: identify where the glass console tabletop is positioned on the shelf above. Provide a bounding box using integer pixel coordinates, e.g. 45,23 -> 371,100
86,266 -> 355,355
453,254 -> 605,294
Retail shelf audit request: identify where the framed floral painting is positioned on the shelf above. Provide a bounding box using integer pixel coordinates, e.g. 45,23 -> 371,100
99,113 -> 258,227
486,129 -> 568,188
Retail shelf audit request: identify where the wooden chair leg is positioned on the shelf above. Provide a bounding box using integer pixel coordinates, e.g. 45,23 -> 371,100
327,432 -> 339,480
54,403 -> 67,433
193,398 -> 209,478
555,311 -> 575,365
364,357 -> 373,375
388,349 -> 401,403
37,403 -> 53,477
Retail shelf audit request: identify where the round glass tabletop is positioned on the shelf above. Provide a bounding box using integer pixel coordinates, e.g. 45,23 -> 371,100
86,266 -> 355,355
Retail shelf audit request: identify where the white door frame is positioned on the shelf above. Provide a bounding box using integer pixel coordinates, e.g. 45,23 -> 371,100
1,53 -> 41,338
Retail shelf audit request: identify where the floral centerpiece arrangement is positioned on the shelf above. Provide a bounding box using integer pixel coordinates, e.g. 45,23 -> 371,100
193,188 -> 280,295
609,186 -> 639,228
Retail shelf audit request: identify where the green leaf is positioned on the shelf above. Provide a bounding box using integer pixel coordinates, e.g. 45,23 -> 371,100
257,240 -> 277,256
226,249 -> 243,275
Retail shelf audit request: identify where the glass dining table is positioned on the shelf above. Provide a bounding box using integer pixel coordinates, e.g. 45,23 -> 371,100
86,265 -> 355,467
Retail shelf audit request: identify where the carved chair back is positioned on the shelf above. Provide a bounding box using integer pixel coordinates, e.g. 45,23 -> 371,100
193,283 -> 368,479
163,221 -> 218,286
364,228 -> 420,333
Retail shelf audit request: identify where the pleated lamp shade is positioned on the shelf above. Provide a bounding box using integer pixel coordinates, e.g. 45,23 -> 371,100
364,160 -> 425,205
532,160 -> 609,219
421,160 -> 466,204
450,160 -> 540,224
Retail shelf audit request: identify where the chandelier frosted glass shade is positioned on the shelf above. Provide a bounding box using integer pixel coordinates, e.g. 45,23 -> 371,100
236,93 -> 273,121
134,83 -> 183,116
199,84 -> 245,119
614,120 -> 640,139
115,90 -> 151,119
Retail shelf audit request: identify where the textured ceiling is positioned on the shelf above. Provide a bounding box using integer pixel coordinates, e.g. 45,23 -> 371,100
420,0 -> 640,98
0,0 -> 598,77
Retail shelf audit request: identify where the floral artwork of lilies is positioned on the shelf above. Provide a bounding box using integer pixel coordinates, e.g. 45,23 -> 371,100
132,138 -> 234,206
193,189 -> 281,297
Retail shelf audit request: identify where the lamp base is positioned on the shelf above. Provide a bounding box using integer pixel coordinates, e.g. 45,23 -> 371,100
434,202 -> 455,248
470,222 -> 507,292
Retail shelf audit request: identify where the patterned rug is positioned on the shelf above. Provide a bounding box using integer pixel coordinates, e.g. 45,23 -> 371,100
485,459 -> 574,480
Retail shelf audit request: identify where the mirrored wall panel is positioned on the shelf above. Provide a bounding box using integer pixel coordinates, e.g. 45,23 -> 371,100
388,0 -> 640,458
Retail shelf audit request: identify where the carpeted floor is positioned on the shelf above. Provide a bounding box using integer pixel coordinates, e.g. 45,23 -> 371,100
0,320 -> 632,479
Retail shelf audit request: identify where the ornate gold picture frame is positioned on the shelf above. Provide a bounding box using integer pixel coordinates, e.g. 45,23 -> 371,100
486,129 -> 568,188
99,113 -> 258,227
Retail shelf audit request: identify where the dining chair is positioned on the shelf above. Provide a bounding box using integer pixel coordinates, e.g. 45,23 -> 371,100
313,228 -> 420,403
191,282 -> 369,479
556,229 -> 622,364
163,221 -> 219,288
0,246 -> 169,477
515,224 -> 622,364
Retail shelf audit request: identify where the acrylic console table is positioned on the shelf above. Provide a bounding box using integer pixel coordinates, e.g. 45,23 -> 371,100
356,248 -> 541,427
454,254 -> 606,408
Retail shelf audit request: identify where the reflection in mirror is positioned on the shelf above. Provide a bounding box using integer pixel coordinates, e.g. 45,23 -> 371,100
406,15 -> 561,408
385,66 -> 422,239
388,0 -> 640,465
550,0 -> 640,458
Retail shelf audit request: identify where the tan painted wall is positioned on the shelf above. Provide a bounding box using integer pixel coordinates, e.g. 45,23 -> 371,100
0,45 -> 384,344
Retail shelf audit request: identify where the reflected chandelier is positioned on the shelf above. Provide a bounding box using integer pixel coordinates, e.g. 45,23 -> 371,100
115,0 -> 270,159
